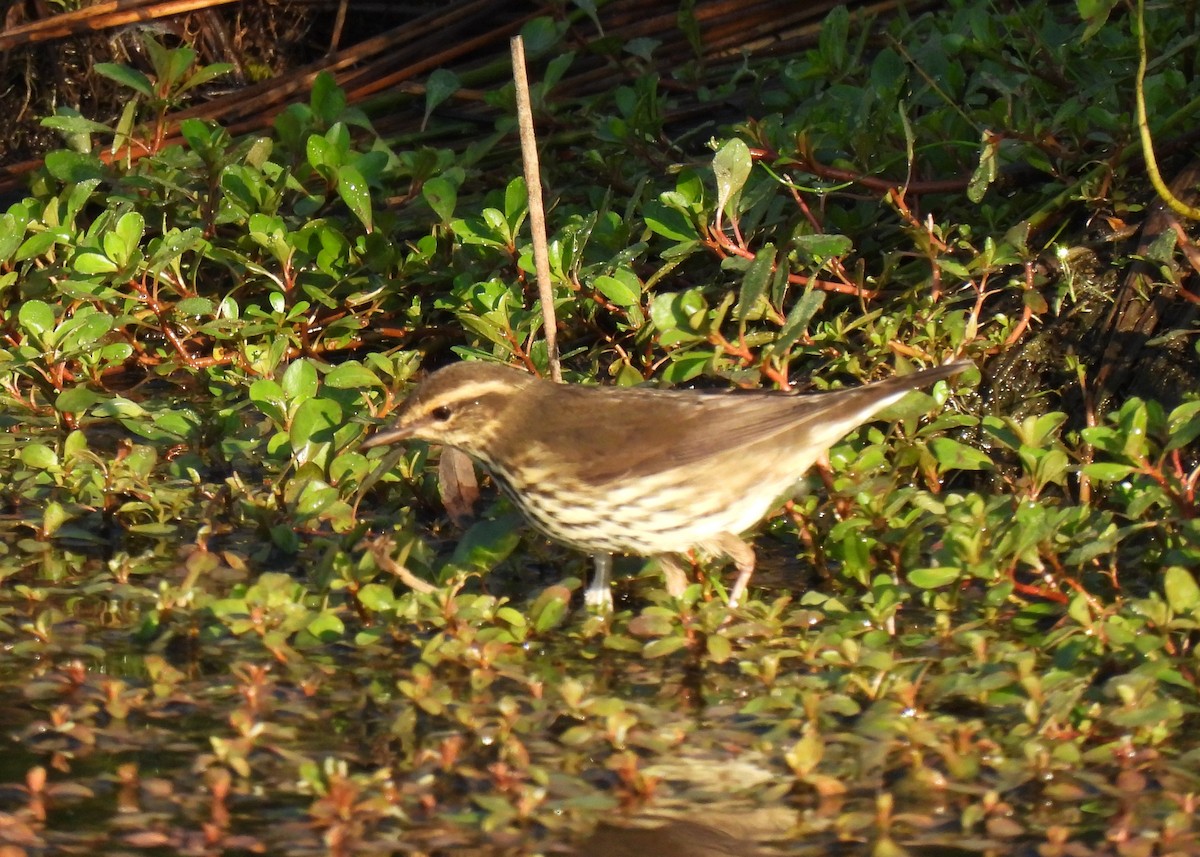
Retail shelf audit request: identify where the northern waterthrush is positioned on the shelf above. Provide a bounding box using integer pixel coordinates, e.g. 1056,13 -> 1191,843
361,359 -> 970,608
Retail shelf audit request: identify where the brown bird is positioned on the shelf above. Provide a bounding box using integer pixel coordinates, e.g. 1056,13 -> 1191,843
361,359 -> 971,608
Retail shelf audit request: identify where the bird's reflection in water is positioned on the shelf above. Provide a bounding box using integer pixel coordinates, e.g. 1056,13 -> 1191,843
572,806 -> 793,857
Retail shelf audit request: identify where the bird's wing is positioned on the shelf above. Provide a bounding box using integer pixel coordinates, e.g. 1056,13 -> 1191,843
505,363 -> 966,485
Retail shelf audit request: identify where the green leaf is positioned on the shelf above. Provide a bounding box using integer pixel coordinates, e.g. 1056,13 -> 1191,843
818,4 -> 849,71
785,729 -> 824,777
705,634 -> 732,663
104,211 -> 144,267
358,583 -> 398,612
643,636 -> 689,659
289,397 -> 342,446
64,431 -> 88,457
176,297 -> 215,317
73,252 -> 119,275
281,359 -> 319,402
249,379 -> 288,425
18,300 -> 55,340
624,37 -> 660,62
593,273 -> 641,308
0,214 -> 27,263
968,131 -> 1000,203
147,226 -> 205,273
422,68 -> 460,130
1078,0 -> 1119,41
497,606 -> 527,629
43,502 -> 68,537
306,134 -> 336,174
503,176 -> 528,233
60,309 -> 112,350
306,610 -> 345,641
325,362 -> 383,389
519,16 -> 563,55
179,117 -> 219,151
91,396 -> 146,418
767,289 -> 825,357
43,150 -> 105,183
56,386 -> 106,414
310,71 -> 346,124
422,175 -> 458,222
295,479 -> 338,517
1116,399 -> 1152,459
735,242 -> 774,321
1166,400 -> 1200,451
336,164 -> 373,231
907,567 -> 962,589
177,62 -> 235,96
792,233 -> 852,260
149,409 -> 199,440
40,113 -> 112,137
644,200 -> 698,241
530,585 -> 571,633
450,515 -> 522,574
713,137 -> 752,219
94,63 -> 154,97
1164,567 -> 1200,614
16,228 -> 71,262
660,352 -> 711,383
936,257 -> 971,279
929,437 -> 993,472
1079,462 -> 1137,482
20,444 -> 59,470
542,51 -> 575,89
149,39 -> 195,89
649,288 -> 706,338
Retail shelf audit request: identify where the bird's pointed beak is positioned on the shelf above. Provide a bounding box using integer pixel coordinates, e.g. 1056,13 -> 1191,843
360,424 -> 414,449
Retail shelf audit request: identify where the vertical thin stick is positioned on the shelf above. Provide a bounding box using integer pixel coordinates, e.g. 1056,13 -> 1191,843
510,35 -> 561,382
329,0 -> 348,52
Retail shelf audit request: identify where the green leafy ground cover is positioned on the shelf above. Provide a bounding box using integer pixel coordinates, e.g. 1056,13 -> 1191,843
1,1 -> 1200,854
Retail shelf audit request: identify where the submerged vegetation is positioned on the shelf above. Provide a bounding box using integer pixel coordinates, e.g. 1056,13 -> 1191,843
1,0 -> 1199,853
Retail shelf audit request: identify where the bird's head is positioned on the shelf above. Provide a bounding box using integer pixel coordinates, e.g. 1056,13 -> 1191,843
360,362 -> 535,456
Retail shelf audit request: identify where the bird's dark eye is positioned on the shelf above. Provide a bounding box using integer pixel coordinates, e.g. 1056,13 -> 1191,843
431,405 -> 452,422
